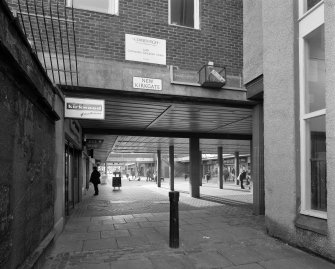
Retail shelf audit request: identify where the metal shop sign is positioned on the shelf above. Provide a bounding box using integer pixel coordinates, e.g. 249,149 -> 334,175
86,139 -> 104,149
133,77 -> 162,91
65,98 -> 105,120
125,34 -> 166,65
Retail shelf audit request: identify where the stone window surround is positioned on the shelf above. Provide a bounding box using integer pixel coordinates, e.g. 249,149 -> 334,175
298,1 -> 327,220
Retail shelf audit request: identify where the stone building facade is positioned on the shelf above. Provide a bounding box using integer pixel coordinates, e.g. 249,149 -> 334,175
244,0 -> 335,261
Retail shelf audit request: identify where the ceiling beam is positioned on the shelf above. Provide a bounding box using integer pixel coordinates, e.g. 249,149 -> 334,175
61,86 -> 258,108
83,128 -> 252,140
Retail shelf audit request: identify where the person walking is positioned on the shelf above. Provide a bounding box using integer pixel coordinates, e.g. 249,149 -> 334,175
90,166 -> 101,196
239,167 -> 247,189
223,166 -> 229,182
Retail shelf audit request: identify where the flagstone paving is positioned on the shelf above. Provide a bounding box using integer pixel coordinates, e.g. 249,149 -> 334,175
43,178 -> 335,269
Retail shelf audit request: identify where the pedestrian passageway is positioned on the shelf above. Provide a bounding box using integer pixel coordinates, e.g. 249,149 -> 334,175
44,177 -> 335,269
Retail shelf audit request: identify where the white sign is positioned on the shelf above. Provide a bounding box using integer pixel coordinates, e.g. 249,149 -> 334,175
133,77 -> 162,91
65,97 -> 105,120
125,34 -> 166,65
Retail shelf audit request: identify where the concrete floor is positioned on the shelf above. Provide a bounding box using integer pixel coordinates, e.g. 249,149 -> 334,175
43,177 -> 335,269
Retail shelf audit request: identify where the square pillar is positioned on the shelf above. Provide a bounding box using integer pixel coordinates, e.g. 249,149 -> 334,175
189,137 -> 200,198
157,150 -> 162,188
234,151 -> 240,185
169,145 -> 174,191
252,104 -> 264,215
199,150 -> 202,186
218,147 -> 223,189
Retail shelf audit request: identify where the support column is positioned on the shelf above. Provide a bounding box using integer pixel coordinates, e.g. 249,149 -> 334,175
169,145 -> 174,191
105,162 -> 108,178
252,104 -> 264,215
234,151 -> 239,185
218,147 -> 223,189
199,151 -> 202,186
189,138 -> 200,198
157,150 -> 162,188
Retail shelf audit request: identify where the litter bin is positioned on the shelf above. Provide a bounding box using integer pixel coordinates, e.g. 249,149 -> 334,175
112,172 -> 121,189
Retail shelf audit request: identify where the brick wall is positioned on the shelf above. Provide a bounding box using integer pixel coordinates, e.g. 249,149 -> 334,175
7,0 -> 243,76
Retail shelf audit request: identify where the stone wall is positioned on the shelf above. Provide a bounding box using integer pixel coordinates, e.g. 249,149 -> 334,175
0,0 -> 62,267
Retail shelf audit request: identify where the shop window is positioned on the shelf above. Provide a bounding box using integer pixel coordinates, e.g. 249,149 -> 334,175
169,0 -> 199,29
299,2 -> 327,219
67,0 -> 119,15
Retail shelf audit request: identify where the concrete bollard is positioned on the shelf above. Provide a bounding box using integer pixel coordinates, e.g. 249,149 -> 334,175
169,191 -> 179,248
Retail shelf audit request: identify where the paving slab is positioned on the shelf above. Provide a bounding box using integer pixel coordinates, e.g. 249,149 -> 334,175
101,229 -> 130,238
82,238 -> 118,251
186,250 -> 233,268
110,258 -> 153,269
148,254 -> 195,269
116,235 -> 151,248
43,178 -> 335,269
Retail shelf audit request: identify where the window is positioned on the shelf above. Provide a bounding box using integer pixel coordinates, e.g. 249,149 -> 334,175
66,0 -> 119,15
169,0 -> 199,29
299,0 -> 323,17
299,3 -> 326,218
307,0 -> 322,11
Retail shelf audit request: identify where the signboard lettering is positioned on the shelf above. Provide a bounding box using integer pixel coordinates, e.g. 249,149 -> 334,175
133,77 -> 162,90
65,98 -> 105,120
125,34 -> 166,65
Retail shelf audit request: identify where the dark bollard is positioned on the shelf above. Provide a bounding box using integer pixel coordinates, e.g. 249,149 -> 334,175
169,191 -> 179,248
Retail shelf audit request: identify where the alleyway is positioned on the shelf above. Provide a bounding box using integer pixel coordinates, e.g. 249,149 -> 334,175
43,178 -> 335,269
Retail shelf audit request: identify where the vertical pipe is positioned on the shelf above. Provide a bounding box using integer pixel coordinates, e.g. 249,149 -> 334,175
64,2 -> 73,86
56,0 -> 68,85
49,0 -> 61,83
41,0 -> 55,82
33,0 -> 48,71
17,0 -> 28,37
169,145 -> 174,191
25,0 -> 38,54
71,1 -> 79,86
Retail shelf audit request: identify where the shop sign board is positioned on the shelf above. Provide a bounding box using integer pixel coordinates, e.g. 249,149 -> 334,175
125,34 -> 166,65
86,139 -> 104,149
65,98 -> 105,120
133,77 -> 162,91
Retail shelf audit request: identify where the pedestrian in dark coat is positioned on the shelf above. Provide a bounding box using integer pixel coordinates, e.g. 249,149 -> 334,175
239,168 -> 247,189
90,166 -> 101,195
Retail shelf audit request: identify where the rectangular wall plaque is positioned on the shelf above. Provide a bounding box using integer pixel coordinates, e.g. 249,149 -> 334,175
125,34 -> 166,65
133,77 -> 162,90
65,98 -> 105,120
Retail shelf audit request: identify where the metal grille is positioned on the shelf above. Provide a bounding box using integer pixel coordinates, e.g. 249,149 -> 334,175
15,0 -> 79,87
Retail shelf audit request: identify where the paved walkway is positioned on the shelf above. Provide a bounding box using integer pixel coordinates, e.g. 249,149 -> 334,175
43,178 -> 335,269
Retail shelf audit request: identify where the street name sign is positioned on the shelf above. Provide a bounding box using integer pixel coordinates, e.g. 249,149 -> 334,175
133,77 -> 162,90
